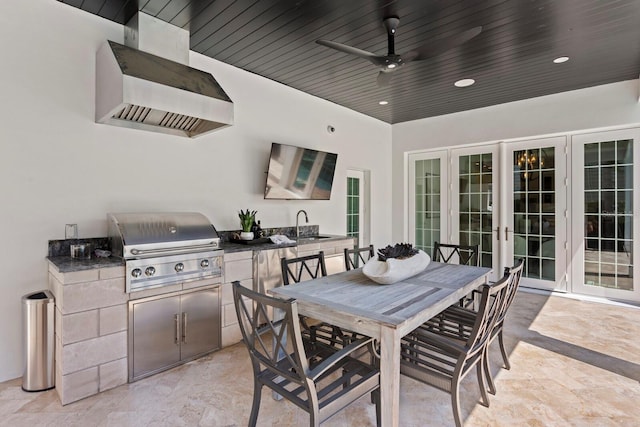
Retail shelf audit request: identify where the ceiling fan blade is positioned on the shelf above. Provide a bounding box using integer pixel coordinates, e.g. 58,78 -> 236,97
316,39 -> 388,66
405,26 -> 483,63
377,70 -> 394,87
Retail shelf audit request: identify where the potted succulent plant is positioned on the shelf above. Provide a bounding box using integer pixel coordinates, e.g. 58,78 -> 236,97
238,209 -> 257,240
362,243 -> 430,285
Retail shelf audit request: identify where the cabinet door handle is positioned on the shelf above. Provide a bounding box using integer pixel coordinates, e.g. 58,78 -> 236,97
182,312 -> 187,343
505,226 -> 509,241
495,227 -> 500,241
174,314 -> 180,345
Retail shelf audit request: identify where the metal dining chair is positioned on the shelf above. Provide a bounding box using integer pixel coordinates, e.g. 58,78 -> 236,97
420,259 -> 524,395
344,245 -> 375,270
281,252 -> 363,348
400,271 -> 511,427
232,282 -> 381,427
433,241 -> 480,266
433,242 -> 480,307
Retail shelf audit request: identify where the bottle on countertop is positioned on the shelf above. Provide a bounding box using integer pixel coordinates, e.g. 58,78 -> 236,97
251,220 -> 263,238
250,219 -> 260,235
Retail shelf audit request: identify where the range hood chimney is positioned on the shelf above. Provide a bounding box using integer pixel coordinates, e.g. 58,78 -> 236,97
96,13 -> 233,138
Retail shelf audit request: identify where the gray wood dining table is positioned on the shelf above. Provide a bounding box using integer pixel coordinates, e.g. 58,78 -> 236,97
270,260 -> 492,427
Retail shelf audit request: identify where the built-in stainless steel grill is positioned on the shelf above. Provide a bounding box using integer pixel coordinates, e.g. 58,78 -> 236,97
108,212 -> 223,293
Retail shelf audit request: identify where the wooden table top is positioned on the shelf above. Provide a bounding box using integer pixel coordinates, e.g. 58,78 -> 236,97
271,261 -> 492,331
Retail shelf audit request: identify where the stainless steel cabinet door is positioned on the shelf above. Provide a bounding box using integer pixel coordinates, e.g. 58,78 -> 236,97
130,294 -> 181,380
180,288 -> 221,360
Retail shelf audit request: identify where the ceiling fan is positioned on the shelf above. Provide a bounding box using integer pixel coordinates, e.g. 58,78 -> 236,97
316,16 -> 482,87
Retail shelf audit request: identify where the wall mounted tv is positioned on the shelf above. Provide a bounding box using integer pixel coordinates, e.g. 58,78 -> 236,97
264,143 -> 338,200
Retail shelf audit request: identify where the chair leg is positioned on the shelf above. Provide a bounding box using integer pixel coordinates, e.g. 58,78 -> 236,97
248,379 -> 262,427
498,330 -> 511,370
451,381 -> 463,427
476,358 -> 490,407
372,389 -> 381,427
309,406 -> 320,427
483,346 -> 497,396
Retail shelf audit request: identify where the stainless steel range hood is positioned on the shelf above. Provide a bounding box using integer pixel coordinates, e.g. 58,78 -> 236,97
96,13 -> 233,138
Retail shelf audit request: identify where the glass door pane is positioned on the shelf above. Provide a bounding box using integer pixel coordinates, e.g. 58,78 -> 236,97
408,151 -> 448,256
346,170 -> 364,245
571,130 -> 640,302
506,137 -> 568,291
451,145 -> 501,282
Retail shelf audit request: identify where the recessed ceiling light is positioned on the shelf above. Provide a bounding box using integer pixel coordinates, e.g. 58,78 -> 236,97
379,101 -> 389,105
553,56 -> 569,63
454,78 -> 475,88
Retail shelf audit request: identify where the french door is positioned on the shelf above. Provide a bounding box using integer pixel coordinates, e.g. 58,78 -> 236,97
504,137 -> 568,291
408,151 -> 448,257
450,145 -> 501,282
408,130 -> 640,303
346,170 -> 365,245
409,138 -> 568,291
571,129 -> 640,302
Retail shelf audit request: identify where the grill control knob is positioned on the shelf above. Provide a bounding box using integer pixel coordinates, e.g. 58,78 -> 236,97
145,266 -> 156,276
200,259 -> 210,268
131,268 -> 142,278
175,263 -> 184,272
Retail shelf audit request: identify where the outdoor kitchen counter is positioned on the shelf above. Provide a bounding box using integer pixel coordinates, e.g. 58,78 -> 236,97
47,234 -> 353,271
47,255 -> 124,273
221,240 -> 296,254
220,234 -> 351,254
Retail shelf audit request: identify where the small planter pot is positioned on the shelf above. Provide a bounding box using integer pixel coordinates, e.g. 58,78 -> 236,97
240,231 -> 254,240
362,250 -> 431,285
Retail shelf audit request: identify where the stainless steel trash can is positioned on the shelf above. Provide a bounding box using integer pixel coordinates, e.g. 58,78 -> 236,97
22,290 -> 55,392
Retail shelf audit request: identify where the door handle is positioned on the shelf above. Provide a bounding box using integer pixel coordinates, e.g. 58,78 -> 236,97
495,227 -> 500,241
174,314 -> 180,345
182,312 -> 187,344
505,226 -> 509,241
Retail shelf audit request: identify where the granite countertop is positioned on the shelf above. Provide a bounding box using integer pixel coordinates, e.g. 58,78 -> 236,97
47,255 -> 124,273
47,234 -> 353,272
221,240 -> 297,253
221,234 -> 352,253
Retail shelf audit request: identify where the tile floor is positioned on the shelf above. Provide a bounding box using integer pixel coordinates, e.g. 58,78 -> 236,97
2,291 -> 639,426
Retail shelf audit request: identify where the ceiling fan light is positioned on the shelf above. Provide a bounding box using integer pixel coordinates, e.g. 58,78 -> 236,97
553,56 -> 569,63
454,78 -> 475,87
387,63 -> 397,69
379,101 -> 389,105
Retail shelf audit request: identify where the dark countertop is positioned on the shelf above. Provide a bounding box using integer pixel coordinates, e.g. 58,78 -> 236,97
295,234 -> 354,245
221,234 -> 353,253
48,234 -> 353,272
221,241 -> 297,253
47,255 -> 124,273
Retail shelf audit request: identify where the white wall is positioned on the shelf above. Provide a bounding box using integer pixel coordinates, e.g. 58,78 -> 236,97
391,79 -> 640,241
0,0 -> 392,382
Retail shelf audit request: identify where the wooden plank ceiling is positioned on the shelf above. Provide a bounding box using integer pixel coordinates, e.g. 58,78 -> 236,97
58,0 -> 640,124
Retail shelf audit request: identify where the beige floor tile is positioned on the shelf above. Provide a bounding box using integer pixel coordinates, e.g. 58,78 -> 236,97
2,291 -> 640,426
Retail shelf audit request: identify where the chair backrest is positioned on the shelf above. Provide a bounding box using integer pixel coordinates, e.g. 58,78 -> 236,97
281,251 -> 327,285
495,259 -> 525,326
464,273 -> 511,361
344,245 -> 375,270
232,281 -> 310,388
433,241 -> 479,266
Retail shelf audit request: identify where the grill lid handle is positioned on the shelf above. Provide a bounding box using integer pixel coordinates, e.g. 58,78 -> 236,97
130,243 -> 218,256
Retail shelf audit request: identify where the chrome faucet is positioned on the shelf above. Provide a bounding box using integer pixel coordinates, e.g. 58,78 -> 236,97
296,210 -> 308,240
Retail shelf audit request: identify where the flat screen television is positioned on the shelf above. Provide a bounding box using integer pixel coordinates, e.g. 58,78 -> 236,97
264,143 -> 338,200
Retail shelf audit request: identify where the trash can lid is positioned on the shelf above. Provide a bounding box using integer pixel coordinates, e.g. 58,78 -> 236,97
22,290 -> 54,303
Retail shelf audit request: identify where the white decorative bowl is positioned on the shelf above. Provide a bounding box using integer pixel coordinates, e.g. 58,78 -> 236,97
362,250 -> 431,285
